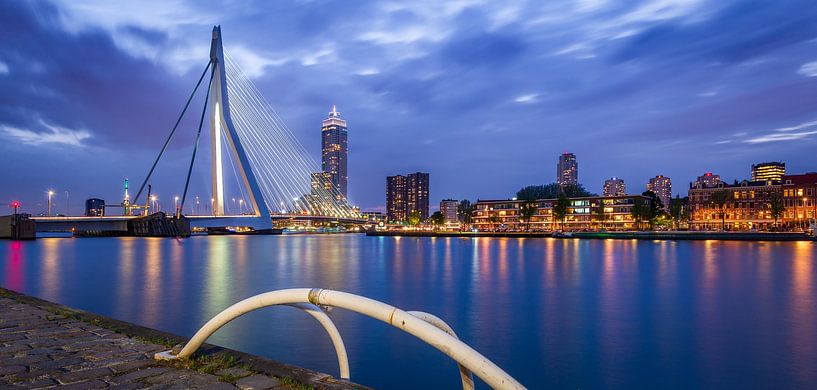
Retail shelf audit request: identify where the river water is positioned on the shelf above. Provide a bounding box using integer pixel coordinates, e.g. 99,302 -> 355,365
1,235 -> 816,388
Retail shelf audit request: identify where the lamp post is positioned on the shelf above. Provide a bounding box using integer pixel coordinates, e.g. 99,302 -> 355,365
47,190 -> 54,216
174,196 -> 179,213
239,199 -> 244,214
65,190 -> 69,216
196,196 -> 200,215
232,198 -> 236,214
150,195 -> 157,214
804,197 -> 809,231
11,201 -> 19,215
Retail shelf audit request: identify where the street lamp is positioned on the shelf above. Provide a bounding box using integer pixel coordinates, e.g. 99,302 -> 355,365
196,196 -> 200,215
232,198 -> 236,214
65,190 -> 70,216
47,190 -> 54,216
174,196 -> 179,213
11,201 -> 19,215
150,195 -> 157,214
239,199 -> 244,214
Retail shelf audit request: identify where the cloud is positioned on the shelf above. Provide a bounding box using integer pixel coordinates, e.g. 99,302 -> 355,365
798,61 -> 817,77
0,121 -> 91,146
0,61 -> 8,74
514,94 -> 538,103
744,119 -> 817,144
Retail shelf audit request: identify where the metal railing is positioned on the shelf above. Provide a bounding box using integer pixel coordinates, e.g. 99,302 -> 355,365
155,288 -> 524,389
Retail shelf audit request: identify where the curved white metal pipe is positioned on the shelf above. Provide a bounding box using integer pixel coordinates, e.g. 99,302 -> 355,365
155,291 -> 350,380
155,288 -> 524,389
286,303 -> 349,380
408,311 -> 475,390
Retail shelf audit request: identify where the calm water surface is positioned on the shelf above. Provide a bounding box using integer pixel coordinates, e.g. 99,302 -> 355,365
1,235 -> 816,388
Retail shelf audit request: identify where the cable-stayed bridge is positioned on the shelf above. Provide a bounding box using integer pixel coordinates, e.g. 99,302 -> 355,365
138,26 -> 361,228
35,26 -> 364,232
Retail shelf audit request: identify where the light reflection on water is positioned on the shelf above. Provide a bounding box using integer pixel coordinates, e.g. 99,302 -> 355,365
1,236 -> 816,389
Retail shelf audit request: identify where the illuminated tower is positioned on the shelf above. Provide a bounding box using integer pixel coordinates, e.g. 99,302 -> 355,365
321,105 -> 348,199
556,152 -> 578,186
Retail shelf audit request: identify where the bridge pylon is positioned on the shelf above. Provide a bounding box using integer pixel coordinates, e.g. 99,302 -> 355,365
208,26 -> 270,227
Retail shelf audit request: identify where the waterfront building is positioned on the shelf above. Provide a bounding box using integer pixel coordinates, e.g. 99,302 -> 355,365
85,198 -> 105,216
782,173 -> 817,229
647,175 -> 672,212
386,172 -> 430,222
556,152 -> 578,186
752,161 -> 785,184
472,194 -> 648,231
321,105 -> 348,198
603,177 -> 626,196
687,173 -> 817,231
407,172 -> 430,221
688,179 -> 779,231
386,175 -> 407,222
692,172 -> 721,189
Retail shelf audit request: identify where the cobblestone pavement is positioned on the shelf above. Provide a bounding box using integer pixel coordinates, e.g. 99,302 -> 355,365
0,296 -> 310,389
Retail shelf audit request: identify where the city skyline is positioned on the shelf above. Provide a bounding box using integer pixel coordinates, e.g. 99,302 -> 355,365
2,1 -> 817,213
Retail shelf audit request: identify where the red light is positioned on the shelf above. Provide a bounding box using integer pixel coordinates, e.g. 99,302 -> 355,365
11,201 -> 19,208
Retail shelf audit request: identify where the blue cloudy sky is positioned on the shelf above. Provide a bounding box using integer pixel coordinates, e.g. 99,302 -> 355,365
1,0 -> 817,213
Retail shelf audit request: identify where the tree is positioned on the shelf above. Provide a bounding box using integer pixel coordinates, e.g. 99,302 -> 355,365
407,210 -> 422,227
517,184 -> 560,200
516,183 -> 595,201
669,195 -> 689,230
519,200 -> 538,231
561,183 -> 595,198
768,192 -> 785,230
709,189 -> 731,230
458,199 -> 474,224
430,211 -> 445,228
487,215 -> 501,232
641,190 -> 666,230
631,198 -> 647,231
594,203 -> 607,230
552,193 -> 570,231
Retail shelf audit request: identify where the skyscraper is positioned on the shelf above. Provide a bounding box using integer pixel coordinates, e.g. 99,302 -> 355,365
751,161 -> 785,183
556,152 -> 578,186
407,172 -> 430,221
386,172 -> 430,222
603,177 -> 626,196
321,105 -> 348,199
386,175 -> 407,223
647,175 -> 672,212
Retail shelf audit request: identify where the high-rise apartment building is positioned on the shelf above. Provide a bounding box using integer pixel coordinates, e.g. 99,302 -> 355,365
693,172 -> 721,189
407,172 -> 430,221
386,172 -> 430,222
647,175 -> 672,212
751,162 -> 785,183
321,105 -> 348,198
386,175 -> 407,222
440,199 -> 459,224
603,177 -> 626,196
556,152 -> 578,186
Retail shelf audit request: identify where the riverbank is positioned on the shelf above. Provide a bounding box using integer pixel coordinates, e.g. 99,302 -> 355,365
366,230 -> 552,238
0,287 -> 364,389
367,230 -> 815,241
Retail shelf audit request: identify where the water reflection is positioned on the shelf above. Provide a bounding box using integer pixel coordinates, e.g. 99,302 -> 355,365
0,237 -> 815,389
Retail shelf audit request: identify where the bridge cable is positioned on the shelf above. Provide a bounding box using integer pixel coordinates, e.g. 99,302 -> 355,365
133,61 -> 212,205
178,63 -> 216,218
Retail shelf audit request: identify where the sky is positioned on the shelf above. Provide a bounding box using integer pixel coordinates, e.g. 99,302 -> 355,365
1,0 -> 817,214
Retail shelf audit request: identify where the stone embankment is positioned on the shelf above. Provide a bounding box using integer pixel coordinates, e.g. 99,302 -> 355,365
0,288 -> 365,389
